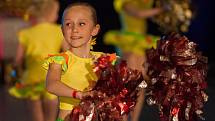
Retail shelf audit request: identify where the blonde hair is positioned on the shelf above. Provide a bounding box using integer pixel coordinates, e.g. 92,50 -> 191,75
27,0 -> 58,19
62,2 -> 98,25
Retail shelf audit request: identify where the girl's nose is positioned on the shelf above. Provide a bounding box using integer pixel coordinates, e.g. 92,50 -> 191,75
72,24 -> 78,32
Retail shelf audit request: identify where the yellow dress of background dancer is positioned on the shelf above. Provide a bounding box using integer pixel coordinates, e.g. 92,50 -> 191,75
104,0 -> 159,55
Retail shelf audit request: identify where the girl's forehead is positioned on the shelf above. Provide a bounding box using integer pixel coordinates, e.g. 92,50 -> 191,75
63,6 -> 93,21
65,6 -> 91,15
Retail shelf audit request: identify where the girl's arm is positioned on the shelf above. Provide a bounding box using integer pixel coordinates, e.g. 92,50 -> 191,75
13,43 -> 25,77
46,63 -> 91,99
14,43 -> 25,66
122,2 -> 162,18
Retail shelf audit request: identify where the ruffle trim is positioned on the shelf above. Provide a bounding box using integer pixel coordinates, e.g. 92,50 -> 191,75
104,30 -> 159,55
43,53 -> 69,73
9,82 -> 45,100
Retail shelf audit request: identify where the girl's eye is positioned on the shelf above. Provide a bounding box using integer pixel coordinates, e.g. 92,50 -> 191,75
65,23 -> 71,27
79,23 -> 85,26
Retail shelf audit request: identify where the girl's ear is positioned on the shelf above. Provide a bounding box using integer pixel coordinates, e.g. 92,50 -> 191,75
60,24 -> 64,35
61,25 -> 65,35
91,24 -> 100,36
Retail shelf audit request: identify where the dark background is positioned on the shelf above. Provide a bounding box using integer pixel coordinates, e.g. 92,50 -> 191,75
0,0 -> 215,121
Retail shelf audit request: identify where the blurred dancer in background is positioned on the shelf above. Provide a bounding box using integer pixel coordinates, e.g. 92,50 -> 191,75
8,0 -> 67,121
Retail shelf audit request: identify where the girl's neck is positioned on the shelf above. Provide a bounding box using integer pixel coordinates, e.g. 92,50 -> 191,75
70,47 -> 92,58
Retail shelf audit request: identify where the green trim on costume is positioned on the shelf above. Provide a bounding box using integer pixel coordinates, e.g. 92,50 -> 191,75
8,82 -> 45,100
104,30 -> 159,55
56,118 -> 64,121
43,55 -> 68,73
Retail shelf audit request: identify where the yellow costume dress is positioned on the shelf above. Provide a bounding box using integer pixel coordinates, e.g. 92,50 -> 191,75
104,0 -> 158,55
43,50 -> 104,110
9,22 -> 63,100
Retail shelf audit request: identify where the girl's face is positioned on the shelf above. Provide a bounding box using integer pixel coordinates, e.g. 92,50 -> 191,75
62,6 -> 100,49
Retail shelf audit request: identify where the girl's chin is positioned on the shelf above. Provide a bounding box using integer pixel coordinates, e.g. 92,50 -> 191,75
69,43 -> 81,47
70,42 -> 89,48
70,44 -> 84,48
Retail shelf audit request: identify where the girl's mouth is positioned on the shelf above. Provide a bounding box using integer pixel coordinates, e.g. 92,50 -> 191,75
71,36 -> 82,40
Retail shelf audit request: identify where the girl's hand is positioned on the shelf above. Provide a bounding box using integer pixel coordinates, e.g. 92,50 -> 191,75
76,91 -> 106,100
78,91 -> 96,100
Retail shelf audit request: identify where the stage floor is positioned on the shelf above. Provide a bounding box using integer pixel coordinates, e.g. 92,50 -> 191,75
0,85 -> 215,121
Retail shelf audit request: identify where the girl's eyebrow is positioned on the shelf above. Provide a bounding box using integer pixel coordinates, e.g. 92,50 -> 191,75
64,19 -> 88,21
64,18 -> 71,20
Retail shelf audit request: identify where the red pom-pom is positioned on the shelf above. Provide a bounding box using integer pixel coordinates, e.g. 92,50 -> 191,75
70,54 -> 144,121
146,33 -> 208,121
